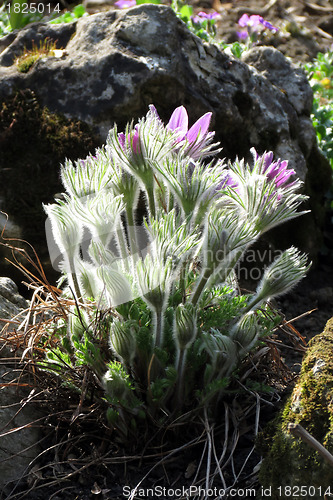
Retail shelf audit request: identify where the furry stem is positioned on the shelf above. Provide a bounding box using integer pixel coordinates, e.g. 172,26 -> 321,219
152,306 -> 164,348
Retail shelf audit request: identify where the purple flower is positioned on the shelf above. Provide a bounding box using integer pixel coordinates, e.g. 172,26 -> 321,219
265,159 -> 295,188
167,106 -> 189,139
114,0 -> 136,8
260,18 -> 278,31
150,105 -> 216,160
191,11 -> 220,26
196,11 -> 220,20
237,30 -> 249,41
238,13 -> 278,33
118,127 -> 140,154
216,170 -> 238,191
238,14 -> 262,30
252,149 -> 296,189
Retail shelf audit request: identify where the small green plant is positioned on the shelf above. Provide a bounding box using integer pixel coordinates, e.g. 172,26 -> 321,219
40,104 -> 309,441
7,0 -> 44,30
304,50 -> 333,172
172,0 -> 220,43
0,2 -> 86,38
15,38 -> 58,72
222,13 -> 279,59
48,4 -> 88,25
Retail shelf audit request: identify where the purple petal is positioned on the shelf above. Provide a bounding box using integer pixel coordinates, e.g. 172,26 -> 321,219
251,147 -> 259,162
114,0 -> 136,8
186,112 -> 212,143
260,18 -> 278,31
118,132 -> 126,150
217,171 -> 238,191
275,168 -> 296,188
237,30 -> 248,40
262,151 -> 274,172
238,13 -> 250,27
266,161 -> 282,181
132,130 -> 140,154
149,104 -> 160,118
209,12 -> 220,20
197,11 -> 209,18
248,15 -> 262,29
167,106 -> 189,137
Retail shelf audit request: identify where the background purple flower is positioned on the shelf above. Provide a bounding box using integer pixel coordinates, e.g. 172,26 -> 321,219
192,11 -> 220,24
237,30 -> 249,41
238,14 -> 262,30
238,13 -> 278,33
260,18 -> 278,31
114,0 -> 136,9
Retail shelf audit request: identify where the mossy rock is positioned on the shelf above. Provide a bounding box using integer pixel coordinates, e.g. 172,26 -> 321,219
0,89 -> 100,284
258,318 -> 333,498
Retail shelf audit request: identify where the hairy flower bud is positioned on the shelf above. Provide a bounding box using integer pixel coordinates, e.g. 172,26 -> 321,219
102,362 -> 132,401
109,320 -> 137,365
230,312 -> 258,350
252,246 -> 309,305
200,329 -> 238,378
173,303 -> 197,350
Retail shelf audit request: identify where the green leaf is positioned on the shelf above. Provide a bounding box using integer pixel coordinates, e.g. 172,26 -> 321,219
179,4 -> 193,21
73,4 -> 86,17
137,0 -> 161,4
9,0 -> 27,29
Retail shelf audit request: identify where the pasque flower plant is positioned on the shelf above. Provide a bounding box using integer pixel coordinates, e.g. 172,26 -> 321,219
43,104 -> 309,433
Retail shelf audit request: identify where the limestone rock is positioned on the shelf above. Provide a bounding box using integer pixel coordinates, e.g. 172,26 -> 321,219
0,277 -> 28,320
0,5 -> 326,180
0,279 -> 41,491
0,4 -> 331,258
0,360 -> 42,491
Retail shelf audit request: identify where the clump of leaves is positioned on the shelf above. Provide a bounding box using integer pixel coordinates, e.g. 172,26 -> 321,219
15,38 -> 58,73
39,103 -> 309,441
304,50 -> 333,172
171,0 -> 220,43
0,2 -> 87,39
0,0 -> 45,35
48,4 -> 88,25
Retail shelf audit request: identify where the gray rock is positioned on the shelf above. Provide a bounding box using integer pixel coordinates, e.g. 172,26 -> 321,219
310,286 -> 333,307
0,277 -> 28,320
0,202 -> 24,288
0,360 -> 42,490
0,4 -> 330,258
0,280 -> 41,491
0,4 -> 324,181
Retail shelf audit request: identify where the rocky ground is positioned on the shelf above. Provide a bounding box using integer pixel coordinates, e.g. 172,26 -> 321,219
212,0 -> 333,63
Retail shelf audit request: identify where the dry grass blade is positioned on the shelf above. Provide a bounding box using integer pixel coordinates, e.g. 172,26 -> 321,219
128,433 -> 206,500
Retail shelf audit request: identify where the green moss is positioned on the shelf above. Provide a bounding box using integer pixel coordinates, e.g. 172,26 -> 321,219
258,318 -> 333,498
15,39 -> 59,73
0,89 -> 100,270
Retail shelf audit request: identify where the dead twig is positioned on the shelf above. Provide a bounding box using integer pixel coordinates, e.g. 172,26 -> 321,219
288,423 -> 333,467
